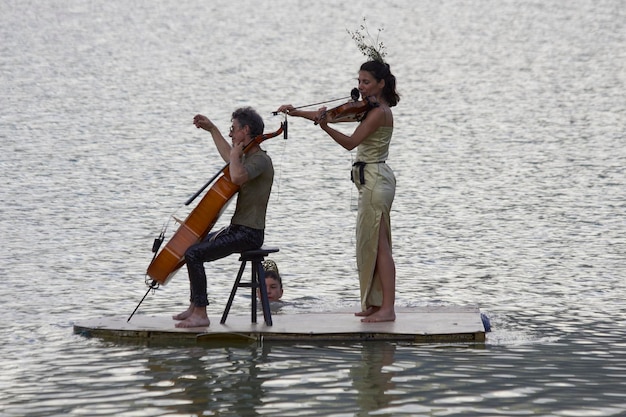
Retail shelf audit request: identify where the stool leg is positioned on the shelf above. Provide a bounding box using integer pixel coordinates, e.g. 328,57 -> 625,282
255,259 -> 273,326
221,260 -> 247,324
250,261 -> 257,323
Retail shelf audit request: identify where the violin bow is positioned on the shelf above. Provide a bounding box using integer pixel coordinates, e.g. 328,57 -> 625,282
272,88 -> 359,115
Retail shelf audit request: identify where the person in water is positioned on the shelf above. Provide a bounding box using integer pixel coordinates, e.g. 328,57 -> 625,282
276,59 -> 399,323
173,107 -> 274,328
260,259 -> 283,302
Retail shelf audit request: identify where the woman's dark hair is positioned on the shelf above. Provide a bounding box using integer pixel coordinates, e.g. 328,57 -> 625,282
232,107 -> 265,137
360,61 -> 400,107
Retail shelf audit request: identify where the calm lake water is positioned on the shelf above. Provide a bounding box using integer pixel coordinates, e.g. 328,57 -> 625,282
1,0 -> 625,416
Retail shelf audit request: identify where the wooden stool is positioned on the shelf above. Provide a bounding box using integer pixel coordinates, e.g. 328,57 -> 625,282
220,247 -> 279,326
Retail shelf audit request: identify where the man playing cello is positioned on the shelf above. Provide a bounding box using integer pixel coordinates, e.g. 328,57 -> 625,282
173,107 -> 274,328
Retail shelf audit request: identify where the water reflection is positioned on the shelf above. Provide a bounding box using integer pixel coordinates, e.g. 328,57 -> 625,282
144,345 -> 271,416
351,342 -> 397,416
138,342 -> 401,416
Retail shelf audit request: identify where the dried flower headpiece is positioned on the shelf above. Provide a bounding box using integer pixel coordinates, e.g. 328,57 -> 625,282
347,18 -> 387,63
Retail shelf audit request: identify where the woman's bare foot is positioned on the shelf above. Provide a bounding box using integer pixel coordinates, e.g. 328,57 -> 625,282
172,305 -> 194,320
361,308 -> 396,323
355,306 -> 380,317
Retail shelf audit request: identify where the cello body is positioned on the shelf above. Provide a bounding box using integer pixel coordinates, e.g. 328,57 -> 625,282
146,123 -> 285,286
146,167 -> 238,285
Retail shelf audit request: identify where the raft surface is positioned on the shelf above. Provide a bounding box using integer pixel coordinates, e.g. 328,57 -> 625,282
74,305 -> 486,344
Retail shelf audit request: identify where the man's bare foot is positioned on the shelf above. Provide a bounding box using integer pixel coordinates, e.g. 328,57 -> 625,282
361,308 -> 396,323
175,316 -> 210,328
172,306 -> 194,321
355,306 -> 380,317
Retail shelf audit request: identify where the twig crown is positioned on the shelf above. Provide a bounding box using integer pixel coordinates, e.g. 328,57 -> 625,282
347,18 -> 387,63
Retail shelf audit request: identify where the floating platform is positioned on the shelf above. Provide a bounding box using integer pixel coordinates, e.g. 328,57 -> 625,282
73,305 -> 487,345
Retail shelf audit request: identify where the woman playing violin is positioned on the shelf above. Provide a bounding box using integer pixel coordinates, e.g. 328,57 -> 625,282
276,60 -> 400,322
173,107 -> 274,328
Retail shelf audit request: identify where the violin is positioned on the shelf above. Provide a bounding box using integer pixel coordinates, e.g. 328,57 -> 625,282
316,95 -> 379,124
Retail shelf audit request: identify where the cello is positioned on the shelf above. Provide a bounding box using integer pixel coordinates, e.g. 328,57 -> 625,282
145,122 -> 285,286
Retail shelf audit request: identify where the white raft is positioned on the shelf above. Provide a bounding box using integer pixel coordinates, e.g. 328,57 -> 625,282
74,305 -> 488,344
